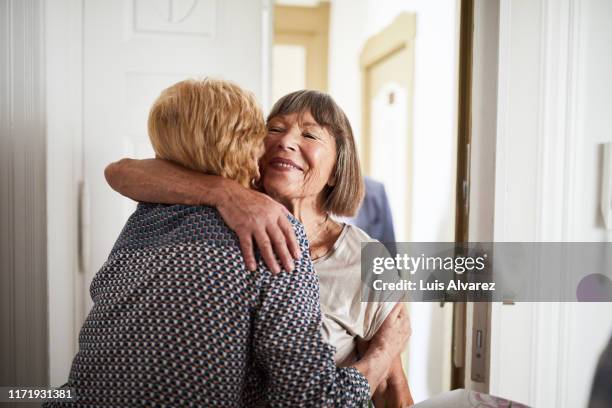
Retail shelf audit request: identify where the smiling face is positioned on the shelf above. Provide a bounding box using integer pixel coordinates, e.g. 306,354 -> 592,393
261,90 -> 364,217
260,110 -> 337,207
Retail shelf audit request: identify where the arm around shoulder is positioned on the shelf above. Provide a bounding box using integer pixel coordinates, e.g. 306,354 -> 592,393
104,157 -> 228,205
103,157 -> 299,273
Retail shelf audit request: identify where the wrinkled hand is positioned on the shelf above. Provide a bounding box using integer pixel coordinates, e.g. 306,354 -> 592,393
217,181 -> 300,274
369,304 -> 411,366
372,360 -> 414,408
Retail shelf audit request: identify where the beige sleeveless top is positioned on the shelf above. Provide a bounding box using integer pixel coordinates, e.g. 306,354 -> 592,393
314,224 -> 396,367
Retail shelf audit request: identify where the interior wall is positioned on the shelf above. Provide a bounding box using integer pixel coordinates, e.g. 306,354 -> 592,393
328,0 -> 459,401
491,0 -> 612,406
0,0 -> 49,396
329,0 -> 458,242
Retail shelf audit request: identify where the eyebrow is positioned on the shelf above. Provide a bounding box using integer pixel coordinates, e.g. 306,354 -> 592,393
299,121 -> 321,128
268,119 -> 323,130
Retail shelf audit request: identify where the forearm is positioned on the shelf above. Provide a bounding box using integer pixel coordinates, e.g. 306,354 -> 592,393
354,303 -> 411,396
386,356 -> 408,387
256,294 -> 371,405
372,356 -> 412,407
104,158 -> 229,206
352,345 -> 394,395
105,158 -> 300,274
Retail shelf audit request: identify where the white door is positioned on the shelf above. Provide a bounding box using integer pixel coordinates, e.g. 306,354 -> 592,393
489,1 -> 612,407
81,0 -> 269,313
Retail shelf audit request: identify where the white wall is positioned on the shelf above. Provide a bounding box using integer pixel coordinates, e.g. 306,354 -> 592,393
491,0 -> 612,406
329,0 -> 458,242
328,0 -> 459,402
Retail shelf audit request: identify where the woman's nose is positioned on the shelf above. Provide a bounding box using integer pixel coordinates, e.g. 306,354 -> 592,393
276,130 -> 298,151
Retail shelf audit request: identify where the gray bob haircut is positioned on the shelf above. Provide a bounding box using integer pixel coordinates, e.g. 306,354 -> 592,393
267,90 -> 365,217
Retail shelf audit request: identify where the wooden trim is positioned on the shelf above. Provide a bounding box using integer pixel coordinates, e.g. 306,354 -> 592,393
273,3 -> 329,91
359,13 -> 416,242
452,0 -> 475,391
360,13 -> 416,68
359,12 -> 416,177
455,0 -> 474,244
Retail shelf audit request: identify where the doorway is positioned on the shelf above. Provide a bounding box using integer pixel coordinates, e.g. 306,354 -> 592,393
272,1 -> 329,100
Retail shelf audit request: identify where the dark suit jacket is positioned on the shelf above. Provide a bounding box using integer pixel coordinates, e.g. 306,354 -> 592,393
348,177 -> 397,255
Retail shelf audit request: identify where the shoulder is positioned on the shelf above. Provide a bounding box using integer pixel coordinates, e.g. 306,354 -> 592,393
335,224 -> 394,267
314,223 -> 376,267
113,203 -> 237,253
341,223 -> 377,251
364,176 -> 387,196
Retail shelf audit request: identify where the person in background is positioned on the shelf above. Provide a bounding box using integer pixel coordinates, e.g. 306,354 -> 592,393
44,79 -> 409,407
105,89 -> 414,407
345,176 -> 397,257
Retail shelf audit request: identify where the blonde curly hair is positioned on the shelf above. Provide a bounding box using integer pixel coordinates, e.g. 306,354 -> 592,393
148,78 -> 266,188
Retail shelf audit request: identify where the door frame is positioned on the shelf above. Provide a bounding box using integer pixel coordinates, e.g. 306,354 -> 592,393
359,12 -> 416,241
45,0 -> 85,386
454,0 -> 501,394
451,0 -> 474,391
273,2 -> 329,92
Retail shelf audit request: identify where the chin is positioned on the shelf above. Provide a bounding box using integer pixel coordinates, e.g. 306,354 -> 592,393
263,179 -> 296,200
264,172 -> 299,187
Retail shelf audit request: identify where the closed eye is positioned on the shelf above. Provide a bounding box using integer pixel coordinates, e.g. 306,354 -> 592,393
303,132 -> 316,139
268,127 -> 284,133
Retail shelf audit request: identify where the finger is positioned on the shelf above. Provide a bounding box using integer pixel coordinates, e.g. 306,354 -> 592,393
254,230 -> 281,274
278,217 -> 301,260
238,231 -> 257,271
267,224 -> 295,273
384,303 -> 403,324
273,200 -> 291,215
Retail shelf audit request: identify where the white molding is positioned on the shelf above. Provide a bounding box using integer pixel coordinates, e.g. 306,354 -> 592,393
491,0 -> 591,406
490,0 -> 511,396
532,0 -> 560,405
529,1 -> 548,402
557,1 -> 583,406
493,0 -> 511,245
45,0 -> 84,386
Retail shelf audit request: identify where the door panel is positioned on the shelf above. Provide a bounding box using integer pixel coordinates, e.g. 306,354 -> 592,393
367,48 -> 411,241
81,0 -> 266,312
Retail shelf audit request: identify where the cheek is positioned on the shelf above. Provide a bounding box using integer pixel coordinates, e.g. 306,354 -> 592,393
304,146 -> 336,184
263,136 -> 274,150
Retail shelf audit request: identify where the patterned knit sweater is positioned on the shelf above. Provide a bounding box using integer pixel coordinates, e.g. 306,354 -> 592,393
45,203 -> 370,407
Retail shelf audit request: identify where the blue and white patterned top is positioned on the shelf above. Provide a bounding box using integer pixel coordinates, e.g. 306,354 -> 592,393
46,203 -> 370,407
